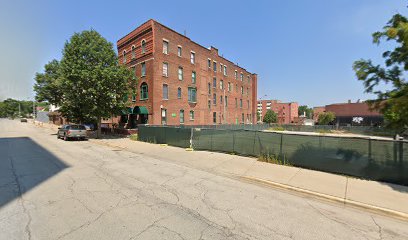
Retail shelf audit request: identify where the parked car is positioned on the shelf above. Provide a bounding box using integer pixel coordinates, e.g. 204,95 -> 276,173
20,118 -> 27,122
57,124 -> 87,141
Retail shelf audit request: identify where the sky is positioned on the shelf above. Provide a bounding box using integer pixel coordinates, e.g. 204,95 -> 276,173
0,0 -> 407,107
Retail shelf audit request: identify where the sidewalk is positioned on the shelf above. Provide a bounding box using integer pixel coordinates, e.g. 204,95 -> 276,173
90,137 -> 408,220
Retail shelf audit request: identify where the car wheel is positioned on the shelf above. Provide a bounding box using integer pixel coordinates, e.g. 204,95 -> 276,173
63,134 -> 68,141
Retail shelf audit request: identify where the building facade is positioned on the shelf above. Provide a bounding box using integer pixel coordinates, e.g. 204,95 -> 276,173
116,19 -> 257,126
313,101 -> 383,126
257,100 -> 298,124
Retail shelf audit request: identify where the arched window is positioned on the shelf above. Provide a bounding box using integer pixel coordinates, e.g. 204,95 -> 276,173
122,50 -> 126,63
177,87 -> 182,99
140,82 -> 148,100
141,40 -> 146,54
131,45 -> 135,59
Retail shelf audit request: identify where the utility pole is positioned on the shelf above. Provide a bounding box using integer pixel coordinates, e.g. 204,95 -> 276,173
18,103 -> 21,118
32,100 -> 36,120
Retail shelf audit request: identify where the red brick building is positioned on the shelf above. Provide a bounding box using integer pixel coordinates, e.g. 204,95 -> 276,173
257,100 -> 298,124
313,101 -> 383,126
116,19 -> 257,127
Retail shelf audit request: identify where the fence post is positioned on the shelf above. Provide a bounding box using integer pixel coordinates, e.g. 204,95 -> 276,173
368,138 -> 372,162
279,133 -> 283,160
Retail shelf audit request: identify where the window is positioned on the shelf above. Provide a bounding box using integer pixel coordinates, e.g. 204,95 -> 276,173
240,73 -> 244,81
208,100 -> 211,109
213,61 -> 217,72
223,65 -> 227,76
177,46 -> 182,57
240,99 -> 243,108
132,92 -> 136,102
247,100 -> 250,108
192,71 -> 196,84
208,83 -> 211,95
235,98 -> 238,108
220,80 -> 224,90
220,95 -> 223,104
163,63 -> 168,77
178,67 -> 183,80
163,84 -> 168,99
235,70 -> 238,80
213,93 -> 217,105
131,45 -> 136,59
122,51 -> 126,63
140,83 -> 148,100
141,62 -> 146,76
190,52 -> 195,64
163,40 -> 168,54
188,87 -> 197,103
180,110 -> 184,124
228,82 -> 231,92
189,110 -> 194,120
225,96 -> 228,106
242,113 -> 245,123
208,59 -> 211,68
213,112 -> 217,124
241,86 -> 244,94
220,63 -> 223,72
247,87 -> 249,95
247,75 -> 250,83
213,77 -> 217,88
131,66 -> 136,79
177,87 -> 182,99
141,40 -> 146,54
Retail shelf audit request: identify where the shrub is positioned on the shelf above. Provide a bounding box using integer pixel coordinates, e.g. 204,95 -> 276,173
263,110 -> 277,124
129,134 -> 138,141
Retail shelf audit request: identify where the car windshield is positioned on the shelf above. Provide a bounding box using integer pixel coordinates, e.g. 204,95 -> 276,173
69,125 -> 86,130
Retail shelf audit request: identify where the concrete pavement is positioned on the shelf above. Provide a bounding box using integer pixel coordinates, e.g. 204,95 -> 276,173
1,118 -> 408,239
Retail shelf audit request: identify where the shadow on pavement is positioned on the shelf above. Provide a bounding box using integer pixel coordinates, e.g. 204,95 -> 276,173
0,137 -> 69,208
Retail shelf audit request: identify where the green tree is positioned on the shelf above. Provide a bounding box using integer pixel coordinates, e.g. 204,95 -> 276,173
33,60 -> 63,106
318,112 -> 335,125
353,14 -> 408,132
298,105 -> 313,119
59,30 -> 134,138
263,110 -> 277,124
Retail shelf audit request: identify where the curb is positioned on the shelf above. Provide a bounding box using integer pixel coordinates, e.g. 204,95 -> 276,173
241,176 -> 408,221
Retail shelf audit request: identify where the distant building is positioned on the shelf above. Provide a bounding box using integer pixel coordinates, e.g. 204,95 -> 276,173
257,100 -> 298,124
313,101 -> 383,126
115,19 -> 257,127
312,106 -> 325,122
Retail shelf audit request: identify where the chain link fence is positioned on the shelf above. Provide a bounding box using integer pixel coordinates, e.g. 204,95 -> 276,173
138,125 -> 407,185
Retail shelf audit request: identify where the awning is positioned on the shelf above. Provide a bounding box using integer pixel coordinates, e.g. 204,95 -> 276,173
121,107 -> 133,115
134,106 -> 149,114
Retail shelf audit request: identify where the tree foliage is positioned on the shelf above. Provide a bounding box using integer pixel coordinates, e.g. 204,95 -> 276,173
353,13 -> 408,132
0,99 -> 34,118
58,30 -> 135,137
317,112 -> 335,125
33,60 -> 63,106
298,105 -> 313,119
263,110 -> 277,124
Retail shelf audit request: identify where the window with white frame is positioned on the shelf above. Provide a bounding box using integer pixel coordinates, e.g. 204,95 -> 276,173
177,46 -> 182,57
141,40 -> 146,54
190,51 -> 195,64
228,82 -> 231,92
188,87 -> 197,103
180,110 -> 184,123
163,84 -> 168,99
122,51 -> 126,63
140,83 -> 148,100
213,93 -> 217,105
189,110 -> 195,120
163,62 -> 168,77
223,65 -> 227,76
213,61 -> 217,72
131,45 -> 135,59
141,62 -> 146,77
208,59 -> 211,68
212,77 -> 216,88
220,80 -> 224,90
192,71 -> 196,84
240,99 -> 243,108
163,40 -> 168,54
178,67 -> 183,80
240,73 -> 243,81
241,86 -> 244,94
234,70 -> 237,79
177,87 -> 182,99
220,63 -> 223,72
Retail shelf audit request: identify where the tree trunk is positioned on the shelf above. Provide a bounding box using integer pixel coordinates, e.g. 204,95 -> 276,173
97,116 -> 102,139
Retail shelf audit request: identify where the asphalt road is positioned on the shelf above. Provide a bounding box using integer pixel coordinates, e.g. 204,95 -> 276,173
1,119 -> 408,240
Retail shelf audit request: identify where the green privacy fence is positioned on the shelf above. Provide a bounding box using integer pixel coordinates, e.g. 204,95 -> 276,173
138,125 -> 408,185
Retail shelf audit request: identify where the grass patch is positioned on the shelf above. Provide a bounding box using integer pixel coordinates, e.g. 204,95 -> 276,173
258,152 -> 291,166
129,134 -> 138,141
268,126 -> 285,131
